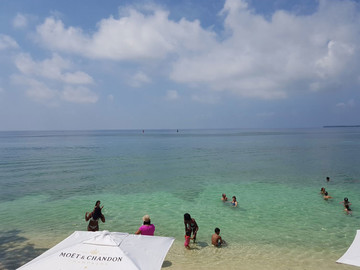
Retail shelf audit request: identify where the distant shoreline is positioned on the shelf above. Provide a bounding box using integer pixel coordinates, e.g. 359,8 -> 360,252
323,125 -> 360,128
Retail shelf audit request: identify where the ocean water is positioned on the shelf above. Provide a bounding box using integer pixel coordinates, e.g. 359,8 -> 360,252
1,128 -> 360,270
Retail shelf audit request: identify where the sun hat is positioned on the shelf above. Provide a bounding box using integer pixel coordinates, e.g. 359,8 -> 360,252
143,215 -> 150,222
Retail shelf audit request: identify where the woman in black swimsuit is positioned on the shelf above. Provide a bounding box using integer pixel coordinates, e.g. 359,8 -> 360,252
85,200 -> 105,231
184,213 -> 198,243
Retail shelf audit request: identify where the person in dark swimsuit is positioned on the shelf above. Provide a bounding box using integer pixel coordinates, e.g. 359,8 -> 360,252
231,196 -> 238,207
85,200 -> 105,231
184,213 -> 198,243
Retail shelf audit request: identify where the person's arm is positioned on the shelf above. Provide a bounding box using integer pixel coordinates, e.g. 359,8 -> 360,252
135,228 -> 141,235
101,214 -> 105,223
193,219 -> 199,232
85,212 -> 92,221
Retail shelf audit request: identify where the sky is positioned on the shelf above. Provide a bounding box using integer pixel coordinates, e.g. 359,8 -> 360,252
0,0 -> 360,130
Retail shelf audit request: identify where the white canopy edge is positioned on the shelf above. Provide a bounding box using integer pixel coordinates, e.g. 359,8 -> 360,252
337,230 -> 360,267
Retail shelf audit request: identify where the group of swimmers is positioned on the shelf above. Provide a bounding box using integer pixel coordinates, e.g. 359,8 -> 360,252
221,193 -> 238,207
320,180 -> 352,215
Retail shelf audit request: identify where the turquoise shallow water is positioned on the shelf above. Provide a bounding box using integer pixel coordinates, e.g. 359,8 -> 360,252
1,128 -> 360,269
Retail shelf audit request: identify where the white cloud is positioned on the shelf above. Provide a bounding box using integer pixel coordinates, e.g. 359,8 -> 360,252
191,94 -> 220,104
336,99 -> 355,108
0,34 -> 19,50
33,0 -> 360,100
13,54 -> 97,105
170,0 -> 360,99
14,53 -> 94,84
36,7 -> 215,61
165,90 -> 179,100
11,75 -> 58,103
13,13 -> 28,28
61,86 -> 98,104
128,71 -> 151,87
107,94 -> 114,102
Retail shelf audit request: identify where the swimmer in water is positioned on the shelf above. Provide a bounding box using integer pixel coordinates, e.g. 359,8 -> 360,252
340,197 -> 351,207
323,192 -> 332,200
320,187 -> 326,195
231,196 -> 238,207
221,193 -> 228,201
344,204 -> 352,215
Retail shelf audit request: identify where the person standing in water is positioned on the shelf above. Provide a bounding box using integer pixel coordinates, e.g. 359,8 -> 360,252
85,200 -> 105,231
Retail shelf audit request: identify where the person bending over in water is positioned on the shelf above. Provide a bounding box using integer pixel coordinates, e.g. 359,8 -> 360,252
320,187 -> 326,195
184,213 -> 199,243
221,193 -> 228,201
85,200 -> 105,231
323,192 -> 332,200
212,227 -> 224,247
231,196 -> 238,207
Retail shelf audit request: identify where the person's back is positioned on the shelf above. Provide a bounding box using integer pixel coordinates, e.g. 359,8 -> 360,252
138,224 -> 155,235
135,215 -> 155,236
212,228 -> 223,247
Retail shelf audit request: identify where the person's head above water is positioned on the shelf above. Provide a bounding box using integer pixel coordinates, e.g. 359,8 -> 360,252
215,227 -> 220,234
344,197 -> 349,202
95,200 -> 101,207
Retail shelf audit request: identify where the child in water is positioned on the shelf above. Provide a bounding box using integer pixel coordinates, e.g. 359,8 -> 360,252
212,227 -> 224,247
184,230 -> 193,249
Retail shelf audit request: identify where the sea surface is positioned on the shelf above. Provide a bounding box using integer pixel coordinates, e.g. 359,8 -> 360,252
1,128 -> 360,270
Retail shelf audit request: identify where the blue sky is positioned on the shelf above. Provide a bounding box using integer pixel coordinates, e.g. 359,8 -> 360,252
0,0 -> 359,130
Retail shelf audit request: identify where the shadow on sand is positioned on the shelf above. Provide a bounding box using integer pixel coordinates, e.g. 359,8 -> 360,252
0,230 -> 47,270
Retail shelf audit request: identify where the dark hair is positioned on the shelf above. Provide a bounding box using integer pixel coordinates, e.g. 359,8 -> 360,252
215,227 -> 220,233
324,192 -> 328,196
95,200 -> 100,206
344,197 -> 348,202
184,213 -> 191,221
92,205 -> 102,220
186,230 -> 191,236
143,220 -> 151,225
